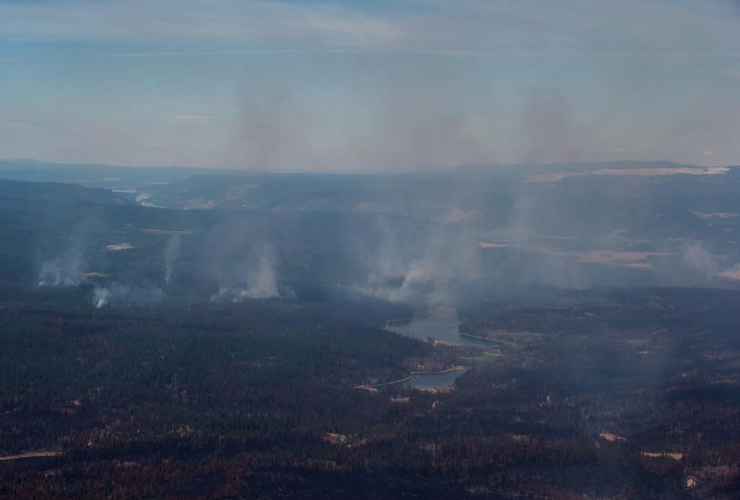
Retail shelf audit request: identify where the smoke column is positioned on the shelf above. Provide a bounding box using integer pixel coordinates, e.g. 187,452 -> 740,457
93,286 -> 111,308
164,234 -> 182,285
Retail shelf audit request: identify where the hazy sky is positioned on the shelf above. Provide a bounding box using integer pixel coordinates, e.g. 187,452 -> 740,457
1,0 -> 738,170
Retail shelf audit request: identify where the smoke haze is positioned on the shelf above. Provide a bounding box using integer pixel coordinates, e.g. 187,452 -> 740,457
0,0 -> 737,169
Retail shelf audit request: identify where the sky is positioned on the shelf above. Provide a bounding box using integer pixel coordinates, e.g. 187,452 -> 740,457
0,0 -> 738,171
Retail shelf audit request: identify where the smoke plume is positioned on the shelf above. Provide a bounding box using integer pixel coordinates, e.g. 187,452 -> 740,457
93,283 -> 165,309
164,234 -> 182,285
93,286 -> 111,308
356,219 -> 481,306
211,245 -> 292,302
37,220 -> 92,287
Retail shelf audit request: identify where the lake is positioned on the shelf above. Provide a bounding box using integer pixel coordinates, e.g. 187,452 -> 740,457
378,307 -> 493,390
388,306 -> 492,347
402,368 -> 466,390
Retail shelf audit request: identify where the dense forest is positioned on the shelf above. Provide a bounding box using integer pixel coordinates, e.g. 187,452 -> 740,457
2,169 -> 740,498
1,287 -> 739,499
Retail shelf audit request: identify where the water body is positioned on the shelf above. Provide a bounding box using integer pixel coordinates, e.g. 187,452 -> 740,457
361,368 -> 467,392
389,307 -> 492,348
379,307 -> 493,390
403,369 -> 466,390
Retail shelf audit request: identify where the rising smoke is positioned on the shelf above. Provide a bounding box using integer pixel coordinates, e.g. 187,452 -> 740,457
210,244 -> 292,303
92,286 -> 111,308
355,216 -> 481,306
164,234 -> 182,285
93,283 -> 165,309
681,243 -> 719,280
37,220 -> 93,287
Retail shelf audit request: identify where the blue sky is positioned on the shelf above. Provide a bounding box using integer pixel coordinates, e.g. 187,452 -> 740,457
0,0 -> 738,170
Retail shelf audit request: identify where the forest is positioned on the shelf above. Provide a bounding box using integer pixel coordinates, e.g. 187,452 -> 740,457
1,287 -> 739,499
2,168 -> 740,498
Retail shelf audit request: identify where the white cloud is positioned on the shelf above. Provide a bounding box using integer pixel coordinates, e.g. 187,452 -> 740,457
0,0 -> 407,48
0,0 -> 737,58
1,0 -> 738,169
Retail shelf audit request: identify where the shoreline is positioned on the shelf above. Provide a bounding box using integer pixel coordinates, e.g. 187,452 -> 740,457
357,366 -> 468,391
385,317 -> 415,327
458,332 -> 513,344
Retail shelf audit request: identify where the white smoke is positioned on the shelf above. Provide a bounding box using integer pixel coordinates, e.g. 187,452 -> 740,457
38,261 -> 87,287
37,223 -> 90,287
164,234 -> 182,285
92,283 -> 165,309
211,247 -> 292,303
93,286 -> 111,308
355,222 -> 480,306
681,243 -> 718,279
